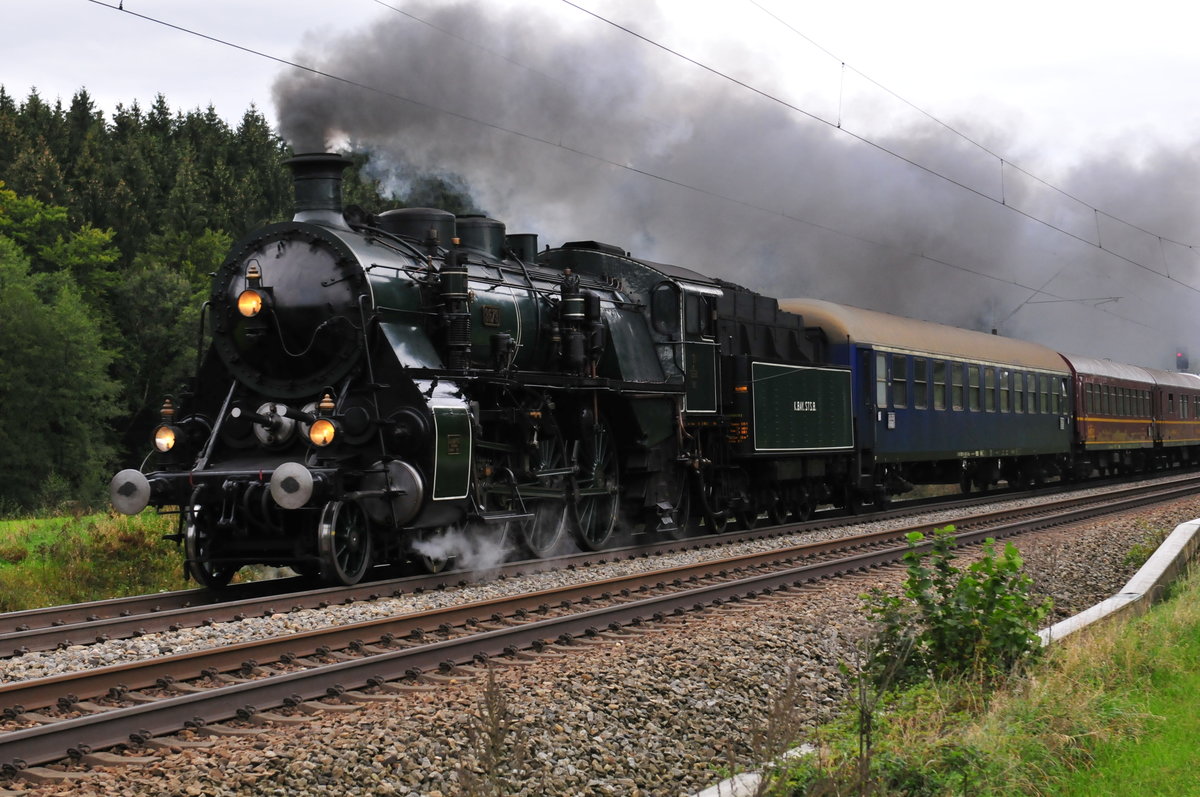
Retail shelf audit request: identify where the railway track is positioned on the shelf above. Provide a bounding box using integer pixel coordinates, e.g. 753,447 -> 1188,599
1,473 -> 1194,659
1,473 -> 1196,778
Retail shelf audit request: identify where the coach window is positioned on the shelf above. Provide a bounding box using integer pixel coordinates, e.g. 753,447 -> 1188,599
966,365 -> 979,411
984,367 -> 996,412
1083,383 -> 1092,414
891,354 -> 908,408
1000,370 -> 1010,412
875,352 -> 888,409
1169,393 -> 1175,416
1183,395 -> 1190,420
1027,374 -> 1038,413
1058,379 -> 1066,414
1038,375 -> 1049,414
952,363 -> 964,410
913,358 -> 928,409
1014,372 -> 1025,413
933,361 -> 947,410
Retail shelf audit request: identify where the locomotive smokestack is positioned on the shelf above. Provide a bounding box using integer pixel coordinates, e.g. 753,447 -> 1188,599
284,152 -> 353,228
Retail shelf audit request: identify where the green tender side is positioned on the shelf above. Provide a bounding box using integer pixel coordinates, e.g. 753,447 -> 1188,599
432,406 -> 472,500
752,362 -> 854,451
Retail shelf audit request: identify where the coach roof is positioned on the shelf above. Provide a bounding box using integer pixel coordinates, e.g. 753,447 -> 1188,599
779,298 -> 1069,373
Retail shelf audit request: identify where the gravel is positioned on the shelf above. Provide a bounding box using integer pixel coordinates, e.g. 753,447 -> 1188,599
1,482 -> 1196,796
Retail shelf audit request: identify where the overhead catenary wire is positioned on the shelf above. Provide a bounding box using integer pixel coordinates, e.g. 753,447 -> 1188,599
558,0 -> 1200,297
81,0 -> 1198,323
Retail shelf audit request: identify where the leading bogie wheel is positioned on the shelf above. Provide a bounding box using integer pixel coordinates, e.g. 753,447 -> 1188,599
184,492 -> 238,589
318,500 -> 373,585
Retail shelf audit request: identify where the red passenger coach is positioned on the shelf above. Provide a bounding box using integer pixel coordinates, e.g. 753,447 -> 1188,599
1152,370 -> 1200,452
1061,354 -> 1155,475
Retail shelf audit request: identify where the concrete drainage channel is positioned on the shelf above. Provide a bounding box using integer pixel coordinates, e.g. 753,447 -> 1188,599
692,517 -> 1200,797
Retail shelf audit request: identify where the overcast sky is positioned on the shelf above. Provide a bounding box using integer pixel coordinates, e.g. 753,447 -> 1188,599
8,0 -> 1200,368
9,1 -> 1199,170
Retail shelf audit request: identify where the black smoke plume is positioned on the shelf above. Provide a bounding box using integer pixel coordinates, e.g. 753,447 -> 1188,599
273,0 -> 1200,369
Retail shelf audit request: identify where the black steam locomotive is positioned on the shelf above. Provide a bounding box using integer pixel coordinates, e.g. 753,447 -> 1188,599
111,153 -> 1200,588
111,153 -> 851,587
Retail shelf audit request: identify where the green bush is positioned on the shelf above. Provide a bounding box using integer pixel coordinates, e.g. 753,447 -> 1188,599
864,526 -> 1051,685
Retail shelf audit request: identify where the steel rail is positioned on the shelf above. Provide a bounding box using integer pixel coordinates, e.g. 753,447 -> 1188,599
4,475 -> 1196,658
1,476 -> 1194,773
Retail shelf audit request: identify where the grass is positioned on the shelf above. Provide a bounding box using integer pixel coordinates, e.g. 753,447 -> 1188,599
765,569 -> 1200,795
1052,578 -> 1200,796
0,510 -> 189,611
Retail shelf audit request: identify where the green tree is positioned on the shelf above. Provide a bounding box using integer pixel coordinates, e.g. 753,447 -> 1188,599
0,235 -> 117,509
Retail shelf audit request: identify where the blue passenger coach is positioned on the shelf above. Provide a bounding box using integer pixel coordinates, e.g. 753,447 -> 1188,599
779,299 -> 1072,500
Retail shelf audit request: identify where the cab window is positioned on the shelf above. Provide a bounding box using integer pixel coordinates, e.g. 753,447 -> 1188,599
683,292 -> 714,339
651,283 -> 679,337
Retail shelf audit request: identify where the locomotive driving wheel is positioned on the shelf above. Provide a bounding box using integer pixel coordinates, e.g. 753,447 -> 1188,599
317,500 -> 373,585
516,411 -> 569,558
184,494 -> 238,590
572,417 -> 620,551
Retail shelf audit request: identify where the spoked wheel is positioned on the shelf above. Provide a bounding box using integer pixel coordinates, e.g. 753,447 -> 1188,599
697,472 -> 730,534
571,418 -> 620,551
659,466 -> 694,541
317,500 -> 373,586
766,493 -> 789,526
792,495 -> 815,522
184,490 -> 238,589
735,505 -> 759,530
517,414 -> 569,558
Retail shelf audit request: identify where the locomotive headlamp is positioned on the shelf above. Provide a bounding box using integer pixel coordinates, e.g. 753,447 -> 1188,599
237,289 -> 264,317
153,424 -> 177,452
309,418 -> 337,447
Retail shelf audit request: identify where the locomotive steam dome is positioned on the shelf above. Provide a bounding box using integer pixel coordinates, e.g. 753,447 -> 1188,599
210,154 -> 370,399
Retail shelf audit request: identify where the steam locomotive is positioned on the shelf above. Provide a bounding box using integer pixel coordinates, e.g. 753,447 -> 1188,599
110,153 -> 1200,587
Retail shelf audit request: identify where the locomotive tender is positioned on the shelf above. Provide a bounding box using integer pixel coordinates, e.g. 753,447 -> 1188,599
110,153 -> 1200,587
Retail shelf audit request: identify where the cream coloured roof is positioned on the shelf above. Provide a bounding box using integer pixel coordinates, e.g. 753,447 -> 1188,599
779,298 -> 1069,373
